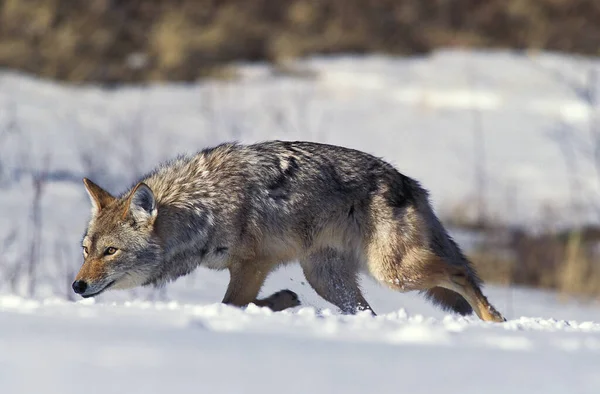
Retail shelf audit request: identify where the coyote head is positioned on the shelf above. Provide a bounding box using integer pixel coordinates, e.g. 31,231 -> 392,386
73,178 -> 162,298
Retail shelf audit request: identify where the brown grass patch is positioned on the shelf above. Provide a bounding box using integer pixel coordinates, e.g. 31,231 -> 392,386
2,0 -> 600,83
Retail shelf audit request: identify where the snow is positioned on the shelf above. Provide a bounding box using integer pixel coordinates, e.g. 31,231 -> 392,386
1,268 -> 600,393
1,49 -> 600,393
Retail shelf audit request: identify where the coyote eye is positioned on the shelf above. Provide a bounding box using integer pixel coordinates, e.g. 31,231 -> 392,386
82,246 -> 88,257
104,247 -> 118,256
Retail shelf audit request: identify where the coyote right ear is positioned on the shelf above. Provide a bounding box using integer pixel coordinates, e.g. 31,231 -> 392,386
83,178 -> 115,214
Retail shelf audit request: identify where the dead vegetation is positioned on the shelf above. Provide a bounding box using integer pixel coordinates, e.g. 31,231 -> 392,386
456,221 -> 600,301
2,0 -> 600,83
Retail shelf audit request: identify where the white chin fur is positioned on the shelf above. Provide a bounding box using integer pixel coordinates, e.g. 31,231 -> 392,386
112,272 -> 148,290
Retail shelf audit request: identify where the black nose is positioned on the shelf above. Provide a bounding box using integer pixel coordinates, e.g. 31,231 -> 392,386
72,280 -> 88,294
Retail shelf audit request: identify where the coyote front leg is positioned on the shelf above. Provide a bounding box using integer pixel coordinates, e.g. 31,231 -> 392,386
222,262 -> 300,312
300,248 -> 374,315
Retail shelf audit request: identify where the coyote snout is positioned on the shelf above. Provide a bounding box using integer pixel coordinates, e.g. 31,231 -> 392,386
71,280 -> 87,294
74,140 -> 505,322
71,279 -> 115,298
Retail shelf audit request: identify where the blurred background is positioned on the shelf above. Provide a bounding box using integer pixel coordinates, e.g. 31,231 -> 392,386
2,0 -> 600,83
1,0 -> 600,302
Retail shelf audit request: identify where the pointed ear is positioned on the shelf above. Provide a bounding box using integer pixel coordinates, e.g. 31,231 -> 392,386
126,182 -> 157,224
83,178 -> 115,215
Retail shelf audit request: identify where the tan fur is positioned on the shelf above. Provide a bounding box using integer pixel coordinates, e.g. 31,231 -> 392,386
83,178 -> 116,213
75,259 -> 108,283
222,261 -> 275,306
440,267 -> 505,322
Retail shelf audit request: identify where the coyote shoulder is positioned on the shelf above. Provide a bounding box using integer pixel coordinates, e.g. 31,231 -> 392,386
73,140 -> 504,322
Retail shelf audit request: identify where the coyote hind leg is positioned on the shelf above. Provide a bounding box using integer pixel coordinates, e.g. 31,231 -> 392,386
437,262 -> 506,322
365,189 -> 504,321
408,251 -> 505,322
300,248 -> 374,315
369,244 -> 504,322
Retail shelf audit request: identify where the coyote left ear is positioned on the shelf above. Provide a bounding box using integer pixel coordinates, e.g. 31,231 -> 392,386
126,182 -> 157,224
83,178 -> 116,215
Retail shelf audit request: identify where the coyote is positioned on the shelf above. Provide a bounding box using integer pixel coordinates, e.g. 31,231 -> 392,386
73,141 -> 504,322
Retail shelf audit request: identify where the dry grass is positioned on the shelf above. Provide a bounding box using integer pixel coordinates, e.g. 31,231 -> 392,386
442,189 -> 600,299
557,230 -> 600,298
464,224 -> 600,300
443,193 -> 600,299
1,0 -> 600,83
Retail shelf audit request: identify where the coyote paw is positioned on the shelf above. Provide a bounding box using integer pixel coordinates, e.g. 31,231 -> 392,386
261,289 -> 301,312
485,306 -> 507,323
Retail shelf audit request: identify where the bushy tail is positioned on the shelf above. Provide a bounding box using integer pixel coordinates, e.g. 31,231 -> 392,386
422,287 -> 473,315
402,176 -> 491,318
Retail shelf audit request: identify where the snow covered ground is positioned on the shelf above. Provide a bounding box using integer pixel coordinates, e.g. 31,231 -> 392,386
1,49 -> 600,393
2,266 -> 600,394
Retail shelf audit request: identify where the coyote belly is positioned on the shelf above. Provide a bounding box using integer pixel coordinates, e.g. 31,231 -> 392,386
73,140 -> 505,322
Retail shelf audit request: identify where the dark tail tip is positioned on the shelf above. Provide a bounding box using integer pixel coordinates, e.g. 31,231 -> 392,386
423,287 -> 473,316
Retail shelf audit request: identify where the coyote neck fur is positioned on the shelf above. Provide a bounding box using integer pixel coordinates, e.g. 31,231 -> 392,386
142,146 -> 245,285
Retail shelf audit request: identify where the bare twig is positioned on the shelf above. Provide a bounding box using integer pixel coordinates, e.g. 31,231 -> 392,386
466,56 -> 487,226
54,236 -> 76,301
535,59 -> 600,221
26,154 -> 50,297
0,229 -> 18,288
